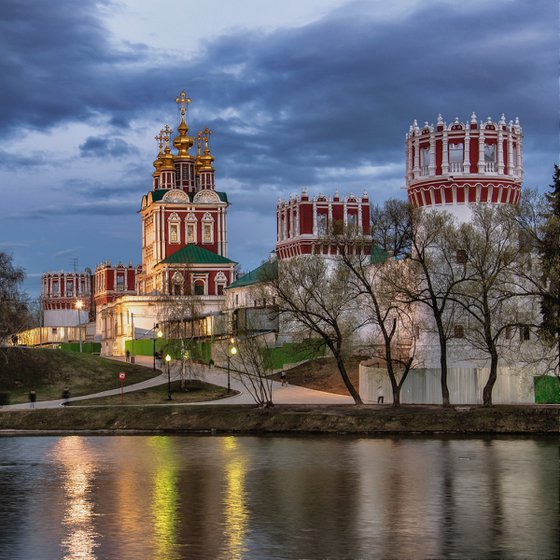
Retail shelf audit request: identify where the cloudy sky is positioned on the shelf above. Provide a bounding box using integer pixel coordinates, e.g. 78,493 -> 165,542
0,0 -> 557,297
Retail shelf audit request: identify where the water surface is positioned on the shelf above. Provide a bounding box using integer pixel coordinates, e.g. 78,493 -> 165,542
0,435 -> 557,559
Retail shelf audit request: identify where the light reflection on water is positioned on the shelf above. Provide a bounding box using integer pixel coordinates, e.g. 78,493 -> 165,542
0,435 -> 557,560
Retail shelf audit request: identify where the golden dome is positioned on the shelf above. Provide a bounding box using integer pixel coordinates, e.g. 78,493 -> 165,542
152,132 -> 164,175
160,125 -> 176,172
199,127 -> 215,172
173,90 -> 194,159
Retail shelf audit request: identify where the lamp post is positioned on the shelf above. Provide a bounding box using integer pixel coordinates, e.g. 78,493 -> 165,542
165,354 -> 172,400
227,337 -> 237,393
153,325 -> 163,371
75,300 -> 84,353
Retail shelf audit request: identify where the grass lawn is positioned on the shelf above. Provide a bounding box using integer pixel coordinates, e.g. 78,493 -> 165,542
0,347 -> 157,404
71,380 -> 235,405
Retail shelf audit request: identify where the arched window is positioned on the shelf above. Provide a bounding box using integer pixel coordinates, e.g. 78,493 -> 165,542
194,280 -> 205,295
202,213 -> 214,244
186,213 -> 197,244
168,212 -> 181,244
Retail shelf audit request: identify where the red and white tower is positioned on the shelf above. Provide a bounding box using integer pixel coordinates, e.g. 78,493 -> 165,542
276,190 -> 371,259
406,113 -> 523,221
136,92 -> 235,298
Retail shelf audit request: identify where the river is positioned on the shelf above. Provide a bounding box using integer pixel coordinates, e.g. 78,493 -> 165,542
0,435 -> 557,559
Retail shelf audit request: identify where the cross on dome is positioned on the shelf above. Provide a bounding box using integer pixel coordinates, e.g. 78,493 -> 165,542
175,90 -> 191,116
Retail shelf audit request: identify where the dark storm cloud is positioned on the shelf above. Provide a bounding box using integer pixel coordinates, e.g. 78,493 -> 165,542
79,135 -> 138,158
7,199 -> 138,220
2,0 -> 557,207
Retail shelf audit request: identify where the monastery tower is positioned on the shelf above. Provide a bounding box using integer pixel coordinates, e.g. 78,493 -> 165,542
405,113 -> 523,221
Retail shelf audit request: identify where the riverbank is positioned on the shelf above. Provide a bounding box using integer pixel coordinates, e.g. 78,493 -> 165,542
0,404 -> 558,435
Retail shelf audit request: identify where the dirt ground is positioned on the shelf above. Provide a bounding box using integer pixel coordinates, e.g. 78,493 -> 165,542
280,356 -> 366,396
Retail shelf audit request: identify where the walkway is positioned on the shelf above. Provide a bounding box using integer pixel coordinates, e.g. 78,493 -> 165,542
2,355 -> 353,410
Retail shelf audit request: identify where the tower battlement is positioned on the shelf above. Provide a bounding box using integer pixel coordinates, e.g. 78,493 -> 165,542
405,113 -> 523,218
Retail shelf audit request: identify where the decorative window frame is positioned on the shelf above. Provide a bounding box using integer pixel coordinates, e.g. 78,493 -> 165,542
185,213 -> 197,244
202,212 -> 214,244
192,274 -> 208,296
215,271 -> 227,296
168,212 -> 181,244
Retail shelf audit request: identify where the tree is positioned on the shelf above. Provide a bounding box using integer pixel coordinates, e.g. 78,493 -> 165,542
451,206 -> 525,406
226,334 -> 275,407
391,209 -> 470,406
371,199 -> 413,258
262,255 -> 363,404
0,252 -> 28,358
335,229 -> 418,406
540,165 -> 560,374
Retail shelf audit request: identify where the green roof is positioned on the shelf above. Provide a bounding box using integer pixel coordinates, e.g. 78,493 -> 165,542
146,190 -> 228,203
227,260 -> 278,289
370,246 -> 389,264
160,245 -> 235,265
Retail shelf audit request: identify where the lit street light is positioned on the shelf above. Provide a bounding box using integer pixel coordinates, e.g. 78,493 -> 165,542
75,300 -> 84,353
153,325 -> 163,370
227,337 -> 237,393
165,354 -> 172,400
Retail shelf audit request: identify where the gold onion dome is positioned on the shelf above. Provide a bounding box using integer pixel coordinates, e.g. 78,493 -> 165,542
152,132 -> 164,175
199,127 -> 215,171
194,131 -> 203,172
159,124 -> 175,171
173,90 -> 194,159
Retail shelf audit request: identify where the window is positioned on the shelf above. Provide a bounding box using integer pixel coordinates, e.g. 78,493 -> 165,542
484,143 -> 496,163
217,284 -> 224,296
456,249 -> 467,264
449,143 -> 463,172
187,223 -> 196,244
317,213 -> 328,236
169,223 -> 179,243
346,213 -> 357,228
203,224 -> 212,244
52,280 -> 59,296
505,325 -> 513,340
67,281 -> 74,297
194,281 -> 205,296
520,326 -> 530,341
116,274 -> 125,290
453,325 -> 465,338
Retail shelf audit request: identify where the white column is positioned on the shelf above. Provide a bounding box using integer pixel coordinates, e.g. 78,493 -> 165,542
507,129 -> 514,176
497,129 -> 504,175
429,131 -> 436,176
478,130 -> 485,173
312,200 -> 317,235
463,129 -> 470,174
442,130 -> 449,174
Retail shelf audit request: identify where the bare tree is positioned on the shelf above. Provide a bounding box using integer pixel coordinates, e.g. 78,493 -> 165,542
451,205 -> 526,406
390,209 -> 470,406
371,199 -> 413,258
262,254 -> 363,404
334,230 -> 418,406
227,334 -> 275,407
0,252 -> 28,360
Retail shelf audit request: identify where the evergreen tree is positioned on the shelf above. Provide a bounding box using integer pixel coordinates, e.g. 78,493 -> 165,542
540,165 -> 560,373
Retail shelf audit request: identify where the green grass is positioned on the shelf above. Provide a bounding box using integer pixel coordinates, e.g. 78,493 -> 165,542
534,375 -> 560,404
71,380 -> 234,405
264,340 -> 326,370
0,347 -> 157,404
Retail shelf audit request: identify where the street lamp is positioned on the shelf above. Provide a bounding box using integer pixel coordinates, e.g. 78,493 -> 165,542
227,337 -> 237,392
75,300 -> 84,353
165,354 -> 172,400
153,325 -> 163,370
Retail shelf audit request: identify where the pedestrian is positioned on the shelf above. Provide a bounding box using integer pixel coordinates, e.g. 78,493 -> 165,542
125,349 -> 130,362
377,385 -> 384,404
280,371 -> 287,387
28,390 -> 37,409
62,387 -> 70,406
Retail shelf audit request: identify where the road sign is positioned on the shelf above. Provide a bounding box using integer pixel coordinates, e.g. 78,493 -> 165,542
118,372 -> 126,380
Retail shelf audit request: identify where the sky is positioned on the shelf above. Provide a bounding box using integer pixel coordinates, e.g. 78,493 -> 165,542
0,0 -> 557,297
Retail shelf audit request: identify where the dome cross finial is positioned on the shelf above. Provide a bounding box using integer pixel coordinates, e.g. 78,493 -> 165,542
175,90 -> 191,116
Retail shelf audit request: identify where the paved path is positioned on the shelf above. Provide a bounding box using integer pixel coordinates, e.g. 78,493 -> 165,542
1,355 -> 353,410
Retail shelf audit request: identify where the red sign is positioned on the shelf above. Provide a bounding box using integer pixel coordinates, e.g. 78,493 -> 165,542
118,372 -> 126,381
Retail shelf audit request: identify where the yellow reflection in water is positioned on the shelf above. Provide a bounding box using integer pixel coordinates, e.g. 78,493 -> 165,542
222,437 -> 248,560
148,436 -> 180,560
53,436 -> 99,560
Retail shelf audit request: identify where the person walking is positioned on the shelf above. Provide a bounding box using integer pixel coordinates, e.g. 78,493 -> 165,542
280,371 -> 287,387
62,387 -> 70,406
28,390 -> 37,409
377,385 -> 384,404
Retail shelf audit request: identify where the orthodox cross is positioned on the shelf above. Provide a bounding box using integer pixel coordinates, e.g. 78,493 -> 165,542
175,91 -> 192,115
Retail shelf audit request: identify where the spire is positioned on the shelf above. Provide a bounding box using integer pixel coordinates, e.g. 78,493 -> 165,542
152,131 -> 164,173
173,90 -> 194,158
200,127 -> 215,172
160,125 -> 175,171
195,131 -> 203,173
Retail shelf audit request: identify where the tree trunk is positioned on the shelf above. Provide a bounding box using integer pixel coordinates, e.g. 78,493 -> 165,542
334,353 -> 362,404
482,352 -> 499,406
437,320 -> 450,407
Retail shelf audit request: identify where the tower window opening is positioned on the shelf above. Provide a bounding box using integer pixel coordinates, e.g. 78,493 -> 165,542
449,143 -> 463,173
453,324 -> 465,339
317,213 -> 328,236
484,143 -> 496,172
456,249 -> 467,264
420,147 -> 430,175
